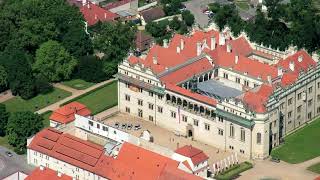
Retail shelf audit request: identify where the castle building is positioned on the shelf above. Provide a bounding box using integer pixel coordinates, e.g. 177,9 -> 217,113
117,29 -> 319,159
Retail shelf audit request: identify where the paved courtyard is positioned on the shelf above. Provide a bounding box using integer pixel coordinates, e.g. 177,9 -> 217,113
0,147 -> 34,179
101,113 -> 246,164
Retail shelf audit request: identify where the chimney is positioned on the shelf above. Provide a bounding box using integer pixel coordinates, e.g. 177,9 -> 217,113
163,39 -> 168,48
57,171 -> 62,177
298,55 -> 303,62
40,166 -> 45,171
87,2 -> 90,9
210,36 -> 216,50
278,67 -> 283,76
219,33 -> 225,46
152,56 -> 157,65
104,13 -> 107,19
267,75 -> 272,84
180,39 -> 184,50
196,42 -> 202,56
289,61 -> 295,71
82,0 -> 86,6
227,44 -> 232,53
177,46 -> 181,54
95,14 -> 97,20
235,55 -> 239,64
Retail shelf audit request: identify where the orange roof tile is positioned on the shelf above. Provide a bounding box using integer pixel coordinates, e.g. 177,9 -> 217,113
80,2 -> 118,26
26,167 -> 72,180
175,145 -> 209,165
277,50 -> 316,74
49,102 -> 91,124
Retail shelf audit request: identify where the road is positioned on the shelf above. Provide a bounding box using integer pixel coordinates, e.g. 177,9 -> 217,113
184,0 -> 230,28
0,147 -> 34,179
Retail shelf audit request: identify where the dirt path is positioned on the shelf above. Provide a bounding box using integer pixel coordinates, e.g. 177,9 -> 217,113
53,83 -> 79,93
35,79 -> 116,114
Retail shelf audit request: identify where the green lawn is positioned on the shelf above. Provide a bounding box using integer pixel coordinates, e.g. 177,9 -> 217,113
236,1 -> 250,11
307,162 -> 320,174
271,118 -> 320,164
62,79 -> 95,90
41,111 -> 52,128
62,81 -> 117,115
215,161 -> 253,180
3,88 -> 71,113
0,136 -> 13,150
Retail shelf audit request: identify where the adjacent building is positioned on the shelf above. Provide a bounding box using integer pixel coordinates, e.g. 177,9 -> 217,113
117,29 -> 319,159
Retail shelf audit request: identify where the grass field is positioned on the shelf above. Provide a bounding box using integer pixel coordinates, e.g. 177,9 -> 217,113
271,118 -> 320,164
215,161 -> 253,180
236,0 -> 250,11
41,111 -> 52,128
307,162 -> 320,174
0,136 -> 13,150
3,88 -> 71,113
62,81 -> 117,115
62,79 -> 95,90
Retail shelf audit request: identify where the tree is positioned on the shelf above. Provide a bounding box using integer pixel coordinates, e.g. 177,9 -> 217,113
75,56 -> 106,83
0,104 -> 9,136
6,111 -> 43,154
169,16 -> 181,31
182,10 -> 195,26
92,22 -> 136,73
33,40 -> 77,82
163,0 -> 183,16
35,74 -> 53,94
178,21 -> 188,35
0,65 -> 8,92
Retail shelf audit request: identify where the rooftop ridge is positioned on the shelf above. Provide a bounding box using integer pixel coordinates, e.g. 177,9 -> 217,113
157,54 -> 208,78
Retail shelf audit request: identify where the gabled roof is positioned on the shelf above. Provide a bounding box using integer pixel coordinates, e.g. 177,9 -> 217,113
49,102 -> 91,124
140,7 -> 165,23
175,145 -> 209,165
80,2 -> 118,26
26,167 -> 72,180
277,50 -> 316,74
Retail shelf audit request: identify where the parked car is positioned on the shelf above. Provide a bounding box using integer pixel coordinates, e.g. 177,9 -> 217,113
270,157 -> 280,163
127,124 -> 133,130
204,10 -> 213,15
121,123 -> 127,129
114,122 -> 119,128
5,151 -> 13,157
134,124 -> 141,130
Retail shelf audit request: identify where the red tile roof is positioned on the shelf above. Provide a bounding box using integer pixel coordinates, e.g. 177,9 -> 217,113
277,50 -> 316,74
166,83 -> 217,107
26,167 -> 72,180
229,37 -> 253,56
80,2 -> 118,26
239,84 -> 274,113
175,145 -> 209,165
49,102 -> 91,124
158,164 -> 203,180
28,128 -> 104,173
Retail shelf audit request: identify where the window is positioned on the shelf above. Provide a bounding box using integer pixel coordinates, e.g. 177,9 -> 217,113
218,128 -> 223,135
157,106 -> 163,113
229,145 -> 234,150
149,115 -> 154,122
171,111 -> 176,118
244,80 -> 249,87
297,105 -> 301,113
240,128 -> 245,142
318,95 -> 320,102
273,121 -> 277,127
125,83 -> 129,88
308,99 -> 313,107
147,80 -> 151,83
236,78 -> 240,84
229,124 -> 234,138
45,155 -> 49,160
257,133 -> 261,144
297,93 -> 302,100
193,119 -> 199,126
317,107 -> 320,114
280,102 -> 285,109
148,103 -> 154,110
76,168 -> 79,172
103,126 -> 108,131
138,88 -> 143,93
125,94 -> 130,101
240,149 -> 245,154
34,158 -> 38,165
182,115 -> 188,122
138,99 -> 143,106
89,121 -> 93,126
309,87 -> 313,94
223,73 -> 228,79
308,112 -> 312,120
218,117 -> 223,122
138,109 -> 143,117
204,123 -> 210,131
97,124 -> 100,129
288,111 -> 292,119
288,98 -> 292,105
34,151 -> 37,156
149,92 -> 153,97
158,95 -> 163,100
125,107 -> 130,113
318,82 -> 320,89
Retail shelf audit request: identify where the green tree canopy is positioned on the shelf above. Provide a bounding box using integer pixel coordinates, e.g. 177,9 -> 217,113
0,104 -> 9,136
0,65 -> 8,92
75,56 -> 106,83
182,10 -> 195,26
33,40 -> 77,82
6,111 -> 43,154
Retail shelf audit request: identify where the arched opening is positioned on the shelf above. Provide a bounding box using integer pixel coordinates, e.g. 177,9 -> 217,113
183,100 -> 188,107
199,76 -> 203,82
204,74 -> 208,81
177,98 -> 182,105
172,96 -> 176,104
200,106 -> 205,114
188,130 -> 193,137
166,94 -> 171,101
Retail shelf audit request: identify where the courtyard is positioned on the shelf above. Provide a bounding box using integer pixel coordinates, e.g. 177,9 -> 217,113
101,113 -> 244,164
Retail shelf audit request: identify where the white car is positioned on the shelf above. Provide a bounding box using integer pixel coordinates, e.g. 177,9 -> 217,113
204,10 -> 212,15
